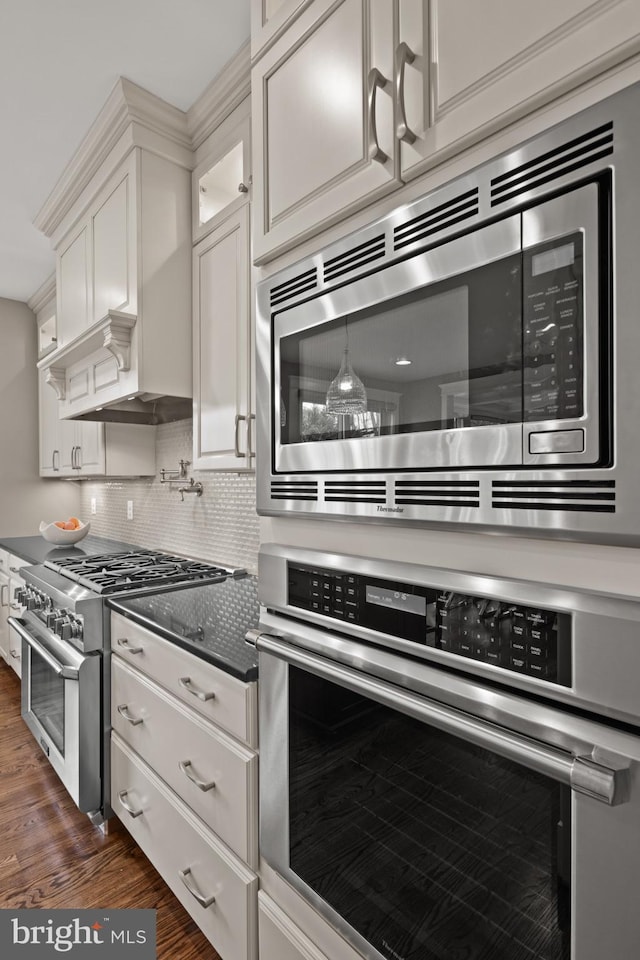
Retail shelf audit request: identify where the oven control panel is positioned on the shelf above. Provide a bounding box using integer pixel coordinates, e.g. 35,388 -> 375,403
287,564 -> 571,686
16,586 -> 84,642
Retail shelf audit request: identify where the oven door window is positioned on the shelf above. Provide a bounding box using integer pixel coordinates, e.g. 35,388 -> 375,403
30,651 -> 65,755
279,253 -> 523,446
288,667 -> 570,960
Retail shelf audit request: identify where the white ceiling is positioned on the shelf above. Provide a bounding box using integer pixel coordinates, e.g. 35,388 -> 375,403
0,0 -> 250,305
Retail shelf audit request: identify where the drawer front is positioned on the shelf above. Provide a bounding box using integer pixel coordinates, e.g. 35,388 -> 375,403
112,732 -> 258,960
8,553 -> 28,576
111,611 -> 257,746
0,550 -> 8,575
112,657 -> 257,865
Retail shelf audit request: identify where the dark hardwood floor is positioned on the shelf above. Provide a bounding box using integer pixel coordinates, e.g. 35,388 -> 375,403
0,661 -> 221,960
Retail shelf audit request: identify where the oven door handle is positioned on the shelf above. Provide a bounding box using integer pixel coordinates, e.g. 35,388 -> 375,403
8,617 -> 80,680
254,632 -> 627,807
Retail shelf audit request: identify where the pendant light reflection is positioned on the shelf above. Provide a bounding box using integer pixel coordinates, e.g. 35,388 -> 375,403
325,318 -> 367,415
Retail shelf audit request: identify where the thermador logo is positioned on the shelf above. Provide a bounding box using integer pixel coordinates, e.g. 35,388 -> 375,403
0,909 -> 156,958
376,505 -> 404,514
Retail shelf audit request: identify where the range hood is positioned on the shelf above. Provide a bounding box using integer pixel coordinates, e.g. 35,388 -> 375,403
72,394 -> 193,425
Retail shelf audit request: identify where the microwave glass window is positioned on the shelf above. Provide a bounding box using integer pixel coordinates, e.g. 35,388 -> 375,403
279,253 -> 523,445
288,666 -> 571,960
523,232 -> 583,423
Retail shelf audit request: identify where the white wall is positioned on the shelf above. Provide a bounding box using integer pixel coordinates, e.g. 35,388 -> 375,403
0,297 -> 79,535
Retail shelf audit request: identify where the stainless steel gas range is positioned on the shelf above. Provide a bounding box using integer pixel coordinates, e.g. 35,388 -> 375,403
8,549 -> 245,824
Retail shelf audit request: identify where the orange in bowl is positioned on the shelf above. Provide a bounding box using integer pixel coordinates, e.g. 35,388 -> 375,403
40,519 -> 91,545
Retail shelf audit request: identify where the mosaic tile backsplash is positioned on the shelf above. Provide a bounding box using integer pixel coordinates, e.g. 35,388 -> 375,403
80,420 -> 259,574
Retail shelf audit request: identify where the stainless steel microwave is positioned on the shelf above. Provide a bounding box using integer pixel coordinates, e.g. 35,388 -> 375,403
255,82 -> 640,544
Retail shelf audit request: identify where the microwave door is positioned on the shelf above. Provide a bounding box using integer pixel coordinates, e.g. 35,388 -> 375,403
274,214 -> 524,475
522,182 -> 602,466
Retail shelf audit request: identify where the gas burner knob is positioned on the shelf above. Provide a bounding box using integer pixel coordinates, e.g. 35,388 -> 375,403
45,611 -> 58,629
54,613 -> 70,637
70,619 -> 83,640
15,587 -> 27,605
25,591 -> 39,611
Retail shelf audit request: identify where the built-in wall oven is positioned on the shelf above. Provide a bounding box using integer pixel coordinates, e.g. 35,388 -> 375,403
8,550 -> 245,823
253,544 -> 640,960
256,81 -> 640,544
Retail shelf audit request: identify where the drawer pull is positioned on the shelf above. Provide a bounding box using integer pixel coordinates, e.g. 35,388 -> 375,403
179,759 -> 216,792
9,649 -> 20,660
117,704 -> 144,726
117,789 -> 144,818
116,637 -> 144,655
179,677 -> 215,701
178,867 -> 216,908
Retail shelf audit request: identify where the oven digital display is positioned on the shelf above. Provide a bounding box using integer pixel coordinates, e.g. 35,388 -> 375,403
365,585 -> 426,617
531,241 -> 575,276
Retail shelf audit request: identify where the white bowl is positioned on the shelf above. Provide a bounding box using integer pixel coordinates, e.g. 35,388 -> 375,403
39,519 -> 90,545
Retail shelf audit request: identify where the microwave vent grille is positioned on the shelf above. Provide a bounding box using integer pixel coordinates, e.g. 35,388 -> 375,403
323,235 -> 386,283
490,121 -> 614,206
492,479 -> 615,512
393,188 -> 480,251
324,480 -> 386,504
270,267 -> 318,308
270,480 -> 318,502
395,480 -> 480,507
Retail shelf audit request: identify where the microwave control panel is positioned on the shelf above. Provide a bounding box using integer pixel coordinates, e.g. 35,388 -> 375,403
287,564 -> 572,687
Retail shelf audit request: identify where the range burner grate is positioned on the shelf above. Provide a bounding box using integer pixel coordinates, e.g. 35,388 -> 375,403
44,550 -> 241,594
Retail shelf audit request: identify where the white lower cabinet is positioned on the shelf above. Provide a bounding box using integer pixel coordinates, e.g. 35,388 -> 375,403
112,734 -> 258,960
0,551 -> 9,664
258,893 -> 330,960
110,612 -> 259,960
3,554 -> 27,676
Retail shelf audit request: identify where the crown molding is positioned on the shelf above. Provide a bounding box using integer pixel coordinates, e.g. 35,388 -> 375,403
27,272 -> 56,314
187,39 -> 251,150
34,78 -> 191,238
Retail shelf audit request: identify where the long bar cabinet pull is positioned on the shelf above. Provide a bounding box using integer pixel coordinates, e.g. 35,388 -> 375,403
234,414 -> 247,458
178,867 -> 216,908
395,41 -> 417,144
116,637 -> 144,655
178,759 -> 216,792
179,676 -> 216,701
117,789 -> 144,818
52,449 -> 60,471
117,704 -> 144,726
367,67 -> 389,163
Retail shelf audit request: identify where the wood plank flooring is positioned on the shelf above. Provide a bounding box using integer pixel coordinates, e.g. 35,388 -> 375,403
0,661 -> 221,960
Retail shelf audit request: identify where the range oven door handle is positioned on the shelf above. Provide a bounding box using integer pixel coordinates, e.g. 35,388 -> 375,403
7,617 -> 79,680
254,631 -> 627,807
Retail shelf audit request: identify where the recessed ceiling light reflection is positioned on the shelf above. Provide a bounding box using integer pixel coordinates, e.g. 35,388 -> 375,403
394,357 -> 412,366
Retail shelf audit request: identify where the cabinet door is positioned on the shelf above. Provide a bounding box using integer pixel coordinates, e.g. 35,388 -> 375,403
398,0 -> 640,183
57,223 -> 90,345
193,108 -> 251,243
252,0 -> 398,263
39,370 -> 61,477
75,421 -> 106,476
193,205 -> 253,470
251,0 -> 314,61
7,576 -> 22,676
92,160 -> 136,324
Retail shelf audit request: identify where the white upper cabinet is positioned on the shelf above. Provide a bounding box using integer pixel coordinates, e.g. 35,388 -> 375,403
252,0 -> 399,263
252,0 -> 640,262
192,101 -> 251,243
398,0 -> 640,183
36,79 -> 193,424
193,205 -> 253,470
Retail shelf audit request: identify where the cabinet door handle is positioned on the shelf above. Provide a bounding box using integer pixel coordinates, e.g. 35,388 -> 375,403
75,446 -> 82,470
367,67 -> 389,163
116,637 -> 144,655
178,867 -> 216,908
234,414 -> 247,458
0,585 -> 8,607
9,649 -> 20,660
247,413 -> 255,459
179,676 -> 216,701
395,41 -> 417,144
70,446 -> 77,469
238,181 -> 249,193
117,789 -> 144,818
178,759 -> 216,792
52,449 -> 60,472
117,703 -> 144,726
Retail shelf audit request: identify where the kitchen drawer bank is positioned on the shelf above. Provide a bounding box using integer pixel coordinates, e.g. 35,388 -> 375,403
110,611 -> 258,960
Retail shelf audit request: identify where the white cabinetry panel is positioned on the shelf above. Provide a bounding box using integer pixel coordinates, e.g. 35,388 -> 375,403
92,172 -> 132,323
57,225 -> 89,346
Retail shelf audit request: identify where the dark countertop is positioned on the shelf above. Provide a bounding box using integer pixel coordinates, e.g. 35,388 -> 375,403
0,534 -> 141,566
108,576 -> 259,682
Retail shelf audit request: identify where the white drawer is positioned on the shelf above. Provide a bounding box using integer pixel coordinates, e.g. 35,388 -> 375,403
7,553 -> 28,576
258,894 -> 331,960
111,611 -> 257,746
112,732 -> 258,960
112,657 -> 257,865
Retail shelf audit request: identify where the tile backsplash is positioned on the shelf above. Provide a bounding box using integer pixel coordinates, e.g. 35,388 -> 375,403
80,420 -> 259,574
